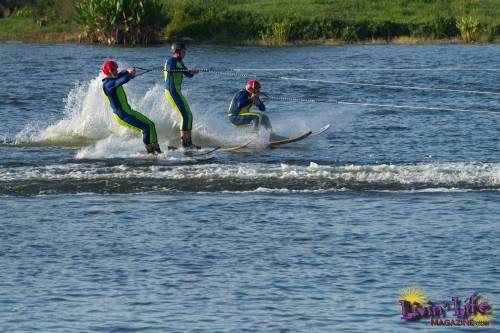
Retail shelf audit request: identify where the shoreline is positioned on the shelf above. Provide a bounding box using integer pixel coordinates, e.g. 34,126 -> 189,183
0,32 -> 80,43
0,34 -> 487,46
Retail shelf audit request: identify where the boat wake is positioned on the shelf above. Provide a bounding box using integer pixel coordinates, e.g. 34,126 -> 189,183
0,161 -> 498,195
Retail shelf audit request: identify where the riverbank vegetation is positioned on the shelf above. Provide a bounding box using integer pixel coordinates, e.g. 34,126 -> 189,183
1,0 -> 499,45
75,0 -> 167,45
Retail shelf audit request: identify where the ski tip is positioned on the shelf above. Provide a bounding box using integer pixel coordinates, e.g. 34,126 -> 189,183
310,123 -> 331,137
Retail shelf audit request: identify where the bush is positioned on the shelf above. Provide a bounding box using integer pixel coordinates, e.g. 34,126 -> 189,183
75,0 -> 168,45
260,21 -> 292,45
479,23 -> 496,43
430,15 -> 458,38
457,15 -> 479,43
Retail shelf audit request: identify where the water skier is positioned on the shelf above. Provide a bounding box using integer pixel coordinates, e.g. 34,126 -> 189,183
227,80 -> 274,134
101,60 -> 161,154
164,42 -> 200,149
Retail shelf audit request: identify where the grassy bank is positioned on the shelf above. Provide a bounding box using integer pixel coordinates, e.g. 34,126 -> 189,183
0,16 -> 79,42
1,0 -> 499,45
0,1 -> 79,42
161,0 -> 500,44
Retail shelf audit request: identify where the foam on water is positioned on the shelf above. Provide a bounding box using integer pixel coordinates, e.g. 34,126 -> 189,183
1,162 -> 499,194
15,77 -> 112,145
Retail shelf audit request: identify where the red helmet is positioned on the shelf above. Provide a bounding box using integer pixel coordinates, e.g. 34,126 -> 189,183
101,60 -> 118,75
246,80 -> 261,92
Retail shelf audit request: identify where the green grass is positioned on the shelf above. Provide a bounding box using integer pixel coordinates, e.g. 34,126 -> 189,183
1,0 -> 500,44
158,0 -> 500,44
227,0 -> 500,23
0,16 -> 77,33
0,16 -> 79,42
0,17 -> 38,33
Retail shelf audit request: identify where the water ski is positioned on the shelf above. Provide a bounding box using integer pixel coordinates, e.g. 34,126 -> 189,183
138,146 -> 219,160
269,131 -> 312,146
183,146 -> 221,157
268,123 -> 331,147
220,140 -> 252,152
310,123 -> 331,137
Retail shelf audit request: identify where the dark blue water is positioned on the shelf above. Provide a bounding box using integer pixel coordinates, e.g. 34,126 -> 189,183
0,43 -> 499,332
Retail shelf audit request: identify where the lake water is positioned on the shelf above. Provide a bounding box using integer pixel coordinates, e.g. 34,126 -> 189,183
0,42 -> 498,332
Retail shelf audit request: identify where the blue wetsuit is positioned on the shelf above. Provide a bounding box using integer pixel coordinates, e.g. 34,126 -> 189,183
164,56 -> 194,131
227,90 -> 271,130
102,71 -> 157,145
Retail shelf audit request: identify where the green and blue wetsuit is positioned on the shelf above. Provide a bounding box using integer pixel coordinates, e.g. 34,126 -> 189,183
102,71 -> 158,145
227,90 -> 271,130
164,56 -> 194,131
